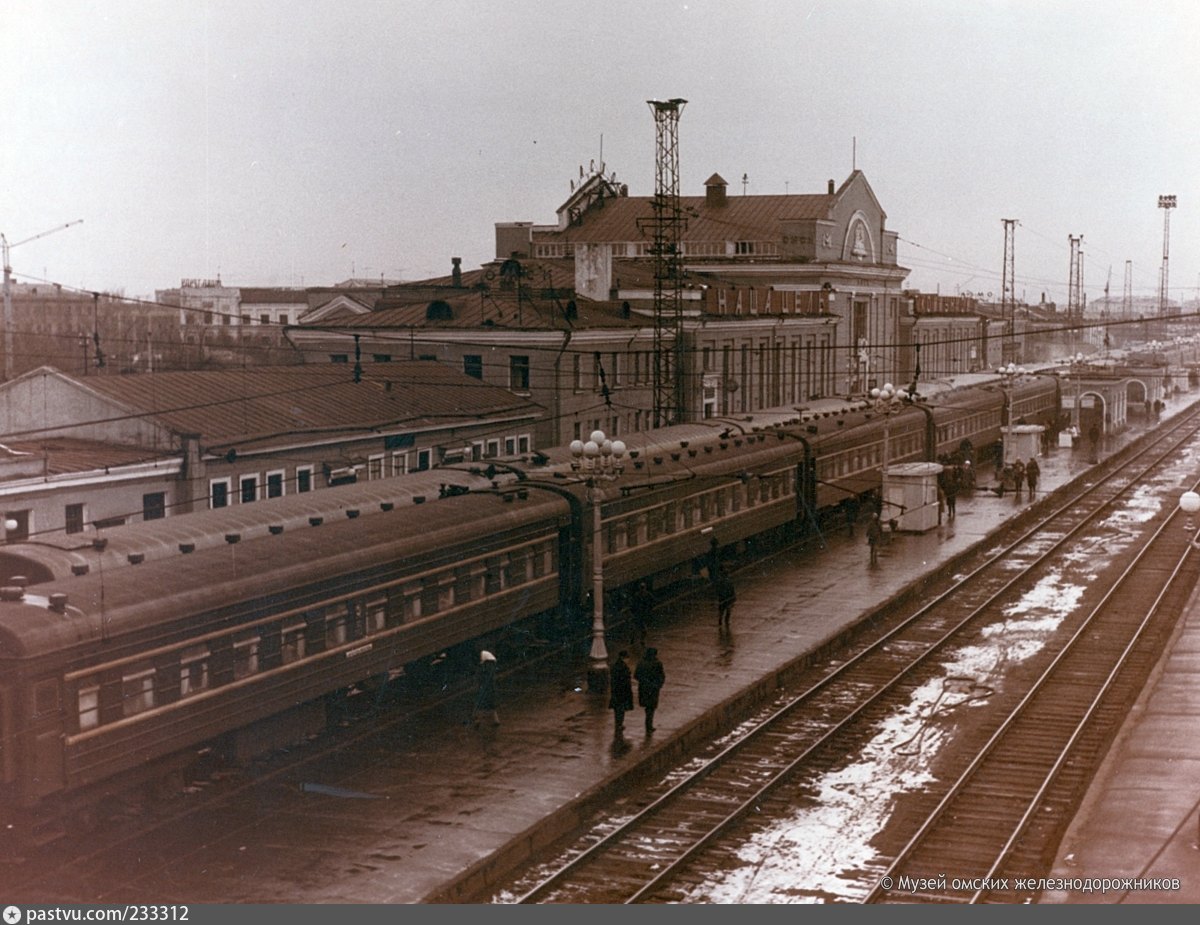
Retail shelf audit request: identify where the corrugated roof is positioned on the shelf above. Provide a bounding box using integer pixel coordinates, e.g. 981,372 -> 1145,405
71,362 -> 543,447
0,438 -> 173,477
538,192 -> 834,246
324,288 -> 643,332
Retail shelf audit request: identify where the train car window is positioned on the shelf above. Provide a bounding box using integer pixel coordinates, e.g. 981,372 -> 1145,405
680,498 -> 694,529
366,595 -> 388,633
453,567 -> 473,602
436,577 -> 454,611
281,620 -> 307,664
469,566 -> 487,601
77,684 -> 100,732
483,564 -> 501,596
233,633 -> 260,681
121,668 -> 155,717
180,644 -> 210,697
326,615 -> 348,648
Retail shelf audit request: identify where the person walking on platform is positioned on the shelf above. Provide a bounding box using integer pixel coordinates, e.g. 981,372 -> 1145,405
628,580 -> 656,647
471,650 -> 499,727
609,650 -> 634,739
866,513 -> 883,565
1025,457 -> 1040,499
943,466 -> 959,521
1012,459 -> 1025,500
715,571 -> 737,630
635,647 -> 666,734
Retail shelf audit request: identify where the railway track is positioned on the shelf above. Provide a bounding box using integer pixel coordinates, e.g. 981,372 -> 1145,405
490,407 -> 1200,903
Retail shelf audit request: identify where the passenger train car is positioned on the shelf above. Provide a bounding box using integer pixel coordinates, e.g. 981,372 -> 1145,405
0,375 -> 1061,836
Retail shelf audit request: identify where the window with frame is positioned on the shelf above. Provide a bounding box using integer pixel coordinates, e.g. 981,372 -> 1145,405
77,683 -> 100,731
518,435 -> 531,454
210,479 -> 231,509
330,354 -> 349,364
240,475 -> 258,503
417,449 -> 431,471
296,466 -> 313,493
391,452 -> 408,476
180,644 -> 210,697
259,313 -> 270,324
509,355 -> 530,391
233,633 -> 260,681
265,470 -> 285,498
463,355 -> 483,380
504,437 -> 516,456
142,492 -> 166,521
486,439 -> 500,458
372,354 -> 393,363
281,620 -> 307,664
368,455 -> 384,480
122,668 -> 155,717
65,503 -> 85,535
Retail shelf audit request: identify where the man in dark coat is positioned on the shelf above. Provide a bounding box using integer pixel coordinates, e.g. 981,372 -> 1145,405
715,572 -> 736,630
866,513 -> 883,565
471,650 -> 499,727
635,647 -> 666,735
628,581 -> 656,647
609,650 -> 634,738
1025,456 -> 1040,497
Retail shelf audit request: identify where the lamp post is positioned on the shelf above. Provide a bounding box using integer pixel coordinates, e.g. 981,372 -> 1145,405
870,382 -> 906,478
997,362 -> 1026,465
1180,491 -> 1200,534
569,429 -> 626,693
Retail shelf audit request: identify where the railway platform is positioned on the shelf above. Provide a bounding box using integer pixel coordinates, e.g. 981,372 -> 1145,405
40,395 -> 1199,905
408,398 -> 1195,902
334,400 -> 1199,903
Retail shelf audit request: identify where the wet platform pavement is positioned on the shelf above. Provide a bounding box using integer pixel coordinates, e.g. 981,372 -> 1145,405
63,396 -> 1200,905
347,399 -> 1200,904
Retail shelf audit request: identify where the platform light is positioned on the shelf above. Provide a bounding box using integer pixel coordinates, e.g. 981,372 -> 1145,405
570,429 -> 626,693
1180,490 -> 1200,534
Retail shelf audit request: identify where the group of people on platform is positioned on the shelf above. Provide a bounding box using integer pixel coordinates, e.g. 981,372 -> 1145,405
993,455 -> 1040,500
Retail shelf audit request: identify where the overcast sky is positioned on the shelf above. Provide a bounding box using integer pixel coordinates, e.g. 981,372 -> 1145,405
4,0 -> 1198,307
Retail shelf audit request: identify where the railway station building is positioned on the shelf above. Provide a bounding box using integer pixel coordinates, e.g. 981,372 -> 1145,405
288,167 -> 945,444
0,361 -> 542,543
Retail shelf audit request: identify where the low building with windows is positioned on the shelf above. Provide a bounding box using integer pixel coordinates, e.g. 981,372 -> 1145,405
0,362 -> 542,542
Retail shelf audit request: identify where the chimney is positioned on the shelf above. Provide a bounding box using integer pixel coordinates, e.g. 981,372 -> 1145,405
451,257 -> 462,288
828,179 -> 835,195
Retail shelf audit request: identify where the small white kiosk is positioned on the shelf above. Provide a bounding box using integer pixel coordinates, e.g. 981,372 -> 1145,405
882,462 -> 944,533
1002,424 -> 1045,464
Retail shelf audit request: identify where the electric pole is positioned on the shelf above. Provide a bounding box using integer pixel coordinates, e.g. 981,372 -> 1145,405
1001,219 -> 1017,363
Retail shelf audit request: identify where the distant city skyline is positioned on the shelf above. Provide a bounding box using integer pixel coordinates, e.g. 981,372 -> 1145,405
4,1 -> 1198,306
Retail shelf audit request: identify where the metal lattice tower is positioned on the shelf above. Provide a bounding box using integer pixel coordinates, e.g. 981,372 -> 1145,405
1001,219 -> 1017,363
1067,234 -> 1084,332
646,98 -> 687,427
1123,260 -> 1133,320
1158,194 -> 1176,316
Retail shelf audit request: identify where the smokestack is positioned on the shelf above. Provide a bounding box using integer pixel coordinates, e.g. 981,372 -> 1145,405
828,179 -> 835,194
451,257 -> 462,288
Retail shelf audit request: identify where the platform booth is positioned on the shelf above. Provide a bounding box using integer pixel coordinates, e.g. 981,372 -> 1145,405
1002,424 -> 1045,464
882,462 -> 944,533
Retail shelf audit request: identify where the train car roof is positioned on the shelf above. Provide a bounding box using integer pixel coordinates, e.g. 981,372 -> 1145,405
0,467 -> 503,585
0,488 -> 571,659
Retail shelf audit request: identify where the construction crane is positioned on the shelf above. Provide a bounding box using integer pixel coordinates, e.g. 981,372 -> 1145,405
2,219 -> 84,380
